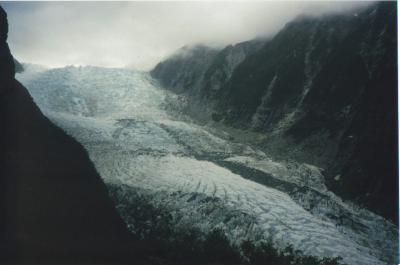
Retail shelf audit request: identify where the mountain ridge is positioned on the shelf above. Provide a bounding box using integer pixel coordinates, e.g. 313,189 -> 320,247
150,2 -> 398,222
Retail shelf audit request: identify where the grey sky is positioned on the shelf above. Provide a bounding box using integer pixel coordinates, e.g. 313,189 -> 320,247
2,1 -> 372,70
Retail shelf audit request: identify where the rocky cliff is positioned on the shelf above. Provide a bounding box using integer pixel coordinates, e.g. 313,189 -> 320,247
151,40 -> 265,121
151,41 -> 265,99
0,6 -> 144,264
151,2 -> 398,222
151,44 -> 219,95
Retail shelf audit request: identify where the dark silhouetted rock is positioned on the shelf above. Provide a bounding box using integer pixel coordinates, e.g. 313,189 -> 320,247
0,6 -> 146,264
13,58 -> 23,73
0,6 -> 14,89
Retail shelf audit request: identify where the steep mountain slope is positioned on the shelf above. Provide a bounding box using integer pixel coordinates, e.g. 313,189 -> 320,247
0,6 -> 143,264
197,40 -> 265,99
151,40 -> 265,121
151,41 -> 265,98
151,44 -> 219,94
151,2 -> 398,222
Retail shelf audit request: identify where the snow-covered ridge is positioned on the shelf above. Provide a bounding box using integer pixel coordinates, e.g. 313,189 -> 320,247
16,66 -> 398,265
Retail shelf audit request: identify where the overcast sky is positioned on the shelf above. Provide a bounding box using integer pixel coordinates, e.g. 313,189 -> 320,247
2,1 -> 372,70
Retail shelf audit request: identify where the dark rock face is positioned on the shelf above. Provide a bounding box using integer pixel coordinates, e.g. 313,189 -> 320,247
0,7 -> 15,89
201,40 -> 265,99
151,41 -> 265,98
151,2 -> 398,222
13,58 -> 23,73
327,2 -> 398,222
151,41 -> 265,122
151,45 -> 219,94
0,6 -> 143,264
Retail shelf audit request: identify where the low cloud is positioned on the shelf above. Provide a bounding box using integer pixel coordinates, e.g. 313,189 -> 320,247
2,1 -> 372,70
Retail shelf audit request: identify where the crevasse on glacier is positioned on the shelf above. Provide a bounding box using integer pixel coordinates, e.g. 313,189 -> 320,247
17,65 -> 397,265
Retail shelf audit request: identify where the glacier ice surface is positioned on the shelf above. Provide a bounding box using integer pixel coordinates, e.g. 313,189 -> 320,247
17,66 -> 398,265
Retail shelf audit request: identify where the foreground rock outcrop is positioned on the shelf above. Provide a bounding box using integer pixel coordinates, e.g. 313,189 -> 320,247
13,58 -> 23,73
151,2 -> 398,222
0,6 -> 144,264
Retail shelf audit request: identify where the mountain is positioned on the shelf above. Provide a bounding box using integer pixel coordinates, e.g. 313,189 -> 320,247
151,44 -> 220,94
151,40 -> 265,121
151,41 -> 265,99
151,2 -> 398,222
0,6 -> 145,264
201,39 -> 266,99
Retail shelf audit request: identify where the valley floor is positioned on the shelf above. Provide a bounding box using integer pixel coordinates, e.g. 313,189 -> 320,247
17,65 -> 398,265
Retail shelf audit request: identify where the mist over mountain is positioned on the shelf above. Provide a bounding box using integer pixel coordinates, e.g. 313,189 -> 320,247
1,2 -> 398,265
151,1 -> 398,222
3,1 -> 372,69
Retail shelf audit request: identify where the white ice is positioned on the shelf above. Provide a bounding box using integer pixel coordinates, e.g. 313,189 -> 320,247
17,66 -> 398,265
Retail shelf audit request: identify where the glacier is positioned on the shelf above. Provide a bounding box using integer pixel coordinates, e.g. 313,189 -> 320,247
17,65 -> 397,265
